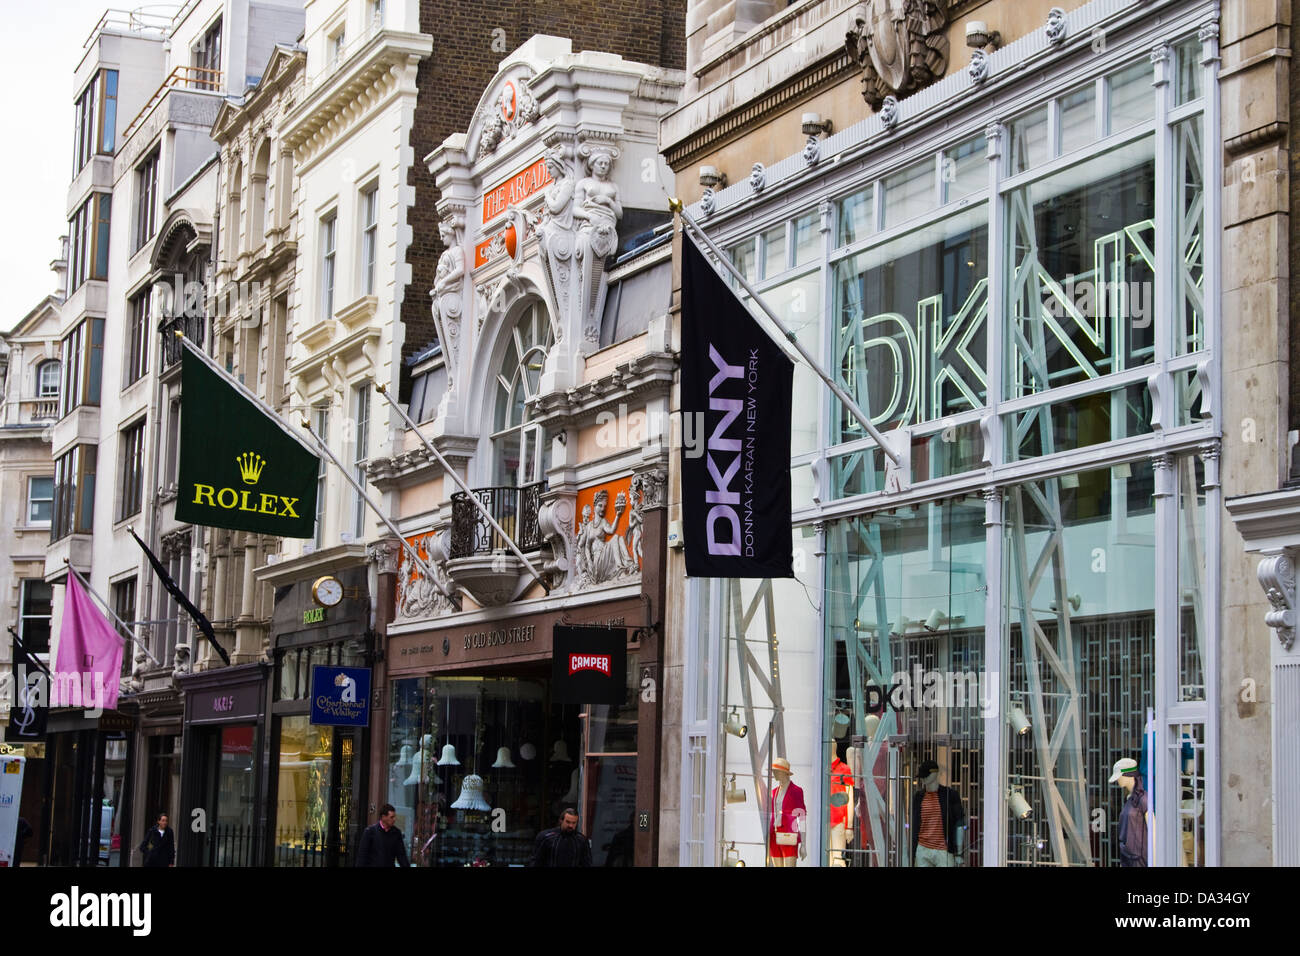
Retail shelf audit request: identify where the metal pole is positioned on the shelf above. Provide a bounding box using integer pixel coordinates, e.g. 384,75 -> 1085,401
62,559 -> 162,667
298,419 -> 456,600
673,202 -> 902,466
372,382 -> 551,594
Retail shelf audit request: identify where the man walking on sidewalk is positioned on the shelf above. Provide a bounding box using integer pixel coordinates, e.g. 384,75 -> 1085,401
356,804 -> 410,867
531,808 -> 592,867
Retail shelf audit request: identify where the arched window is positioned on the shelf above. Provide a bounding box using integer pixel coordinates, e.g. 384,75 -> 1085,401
251,140 -> 270,249
37,360 -> 60,398
491,301 -> 553,487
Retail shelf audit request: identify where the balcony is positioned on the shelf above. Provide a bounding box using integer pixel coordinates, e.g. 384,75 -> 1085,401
160,313 -> 206,370
450,482 -> 544,556
121,66 -> 224,145
445,482 -> 544,606
17,398 -> 60,423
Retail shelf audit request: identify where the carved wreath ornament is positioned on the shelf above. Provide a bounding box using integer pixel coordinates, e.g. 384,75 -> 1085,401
846,0 -> 951,111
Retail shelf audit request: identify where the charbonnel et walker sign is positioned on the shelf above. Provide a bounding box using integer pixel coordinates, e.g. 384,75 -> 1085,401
310,665 -> 371,727
174,343 -> 320,538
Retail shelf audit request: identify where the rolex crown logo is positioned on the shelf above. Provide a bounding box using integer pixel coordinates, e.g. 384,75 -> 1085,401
237,452 -> 267,485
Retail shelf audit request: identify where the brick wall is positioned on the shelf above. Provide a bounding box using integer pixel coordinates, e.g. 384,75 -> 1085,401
399,0 -> 687,394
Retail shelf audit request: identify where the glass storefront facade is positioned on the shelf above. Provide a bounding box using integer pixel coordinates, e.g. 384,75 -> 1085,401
387,661 -> 639,867
682,25 -> 1219,867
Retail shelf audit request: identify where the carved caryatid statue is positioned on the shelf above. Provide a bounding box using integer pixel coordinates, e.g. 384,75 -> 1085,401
536,144 -> 578,330
432,216 -> 465,390
572,143 -> 622,344
846,0 -> 950,111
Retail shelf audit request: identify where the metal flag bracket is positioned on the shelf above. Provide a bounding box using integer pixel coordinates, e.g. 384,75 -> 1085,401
671,201 -> 908,495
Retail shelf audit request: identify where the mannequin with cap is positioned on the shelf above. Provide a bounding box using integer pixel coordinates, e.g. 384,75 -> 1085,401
768,757 -> 807,867
1110,757 -> 1148,867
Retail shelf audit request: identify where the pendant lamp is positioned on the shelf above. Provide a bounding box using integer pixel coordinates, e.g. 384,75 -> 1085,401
451,773 -> 492,811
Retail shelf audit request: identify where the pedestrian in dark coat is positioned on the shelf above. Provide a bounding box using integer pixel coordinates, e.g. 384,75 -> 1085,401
531,808 -> 592,867
138,812 -> 175,867
356,804 -> 410,867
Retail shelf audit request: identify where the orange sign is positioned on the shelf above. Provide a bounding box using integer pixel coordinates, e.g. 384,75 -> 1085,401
474,223 -> 517,269
482,157 -> 551,223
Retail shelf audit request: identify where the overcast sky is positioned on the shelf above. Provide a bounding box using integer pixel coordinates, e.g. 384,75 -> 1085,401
0,0 -> 131,330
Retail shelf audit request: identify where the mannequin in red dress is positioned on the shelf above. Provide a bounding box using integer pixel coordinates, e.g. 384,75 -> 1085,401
769,757 -> 806,867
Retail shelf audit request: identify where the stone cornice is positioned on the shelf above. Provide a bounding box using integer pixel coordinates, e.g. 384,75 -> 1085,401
211,46 -> 306,145
528,351 -> 675,431
280,31 -> 432,167
663,52 -> 855,169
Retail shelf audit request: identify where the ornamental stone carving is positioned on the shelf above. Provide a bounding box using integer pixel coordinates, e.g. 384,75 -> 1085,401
432,216 -> 465,391
573,142 -> 623,344
366,539 -> 400,576
396,531 -> 460,620
573,488 -> 640,588
478,77 -> 542,158
1258,553 -> 1297,651
846,0 -> 950,112
699,187 -> 716,216
1045,7 -> 1068,46
749,162 -> 766,192
633,467 -> 668,511
969,49 -> 989,85
879,95 -> 900,130
536,143 -> 578,333
803,135 -> 821,165
537,494 -> 577,590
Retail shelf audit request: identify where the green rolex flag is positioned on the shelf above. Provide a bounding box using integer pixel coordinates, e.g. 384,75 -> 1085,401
175,346 -> 319,538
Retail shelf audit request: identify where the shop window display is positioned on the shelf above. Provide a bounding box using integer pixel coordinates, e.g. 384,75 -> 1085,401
825,497 -> 987,866
1002,462 -> 1156,866
714,528 -> 821,867
387,675 -> 628,866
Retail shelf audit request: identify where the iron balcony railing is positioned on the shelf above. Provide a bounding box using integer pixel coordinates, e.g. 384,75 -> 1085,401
449,481 -> 545,558
160,312 -> 206,368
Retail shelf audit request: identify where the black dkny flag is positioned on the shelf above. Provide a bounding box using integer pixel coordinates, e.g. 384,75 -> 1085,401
681,236 -> 793,578
174,346 -> 319,538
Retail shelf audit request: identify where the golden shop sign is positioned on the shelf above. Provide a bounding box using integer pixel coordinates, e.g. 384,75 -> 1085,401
482,157 -> 550,222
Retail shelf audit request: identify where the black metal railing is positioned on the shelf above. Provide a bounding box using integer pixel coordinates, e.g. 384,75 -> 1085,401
160,312 -> 206,368
449,481 -> 544,557
207,824 -> 258,867
272,827 -> 345,867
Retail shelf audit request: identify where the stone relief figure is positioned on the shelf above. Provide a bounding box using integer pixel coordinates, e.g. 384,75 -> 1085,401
846,0 -> 950,111
396,533 -> 460,618
573,489 -> 642,587
479,113 -> 504,156
536,144 -> 578,330
432,217 -> 465,390
573,144 -> 622,343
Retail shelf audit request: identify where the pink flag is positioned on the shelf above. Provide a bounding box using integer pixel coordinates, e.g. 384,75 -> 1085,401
52,574 -> 124,710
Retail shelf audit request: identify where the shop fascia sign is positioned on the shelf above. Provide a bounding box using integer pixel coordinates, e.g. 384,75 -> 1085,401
480,155 -> 550,226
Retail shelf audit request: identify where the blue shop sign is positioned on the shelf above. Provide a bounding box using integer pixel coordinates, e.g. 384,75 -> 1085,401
309,665 -> 371,727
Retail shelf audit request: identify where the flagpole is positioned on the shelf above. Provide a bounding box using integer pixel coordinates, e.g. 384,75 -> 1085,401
173,332 -> 320,458
371,382 -> 552,594
671,202 -> 902,468
299,419 -> 462,601
62,559 -> 162,668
